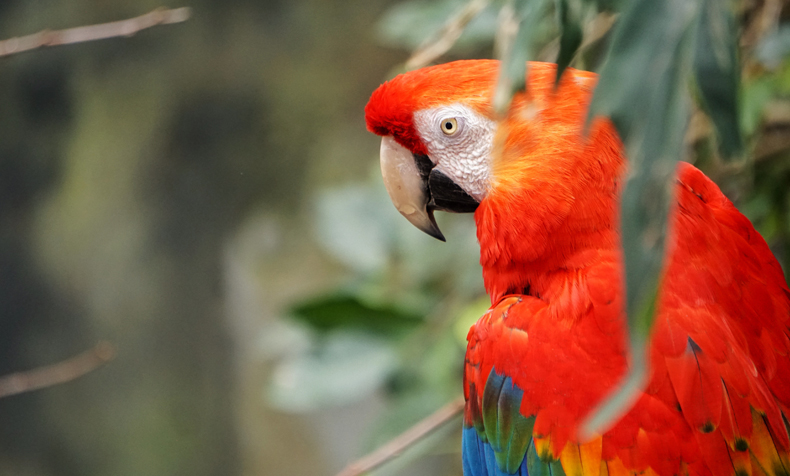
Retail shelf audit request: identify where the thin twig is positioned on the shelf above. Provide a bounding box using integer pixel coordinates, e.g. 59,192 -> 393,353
493,0 -> 518,63
336,396 -> 465,476
580,12 -> 617,51
0,7 -> 191,58
491,0 -> 520,114
741,0 -> 782,50
0,341 -> 116,398
537,12 -> 617,63
406,0 -> 490,70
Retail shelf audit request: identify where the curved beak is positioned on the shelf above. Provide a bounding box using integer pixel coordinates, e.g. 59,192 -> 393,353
380,136 -> 445,241
379,136 -> 480,242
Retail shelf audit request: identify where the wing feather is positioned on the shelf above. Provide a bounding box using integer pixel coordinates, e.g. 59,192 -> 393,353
463,162 -> 790,476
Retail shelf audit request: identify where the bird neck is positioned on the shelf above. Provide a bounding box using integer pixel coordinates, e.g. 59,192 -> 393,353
475,120 -> 625,313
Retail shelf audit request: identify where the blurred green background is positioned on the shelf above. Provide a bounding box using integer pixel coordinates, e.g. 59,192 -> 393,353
0,1 -> 787,476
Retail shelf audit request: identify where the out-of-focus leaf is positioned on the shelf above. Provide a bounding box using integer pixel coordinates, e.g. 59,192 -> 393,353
591,0 -> 625,12
378,0 -> 500,52
493,0 -> 551,113
406,0 -> 493,70
588,0 -> 698,333
744,158 -> 790,278
583,0 -> 700,437
268,331 -> 398,412
589,0 -> 697,142
255,320 -> 312,361
453,296 -> 491,344
756,26 -> 790,69
554,0 -> 583,84
693,0 -> 742,159
290,293 -> 424,334
417,326 -> 468,392
314,175 -> 484,291
741,77 -> 774,136
314,184 -> 396,274
740,193 -> 772,224
777,62 -> 790,95
396,212 -> 483,295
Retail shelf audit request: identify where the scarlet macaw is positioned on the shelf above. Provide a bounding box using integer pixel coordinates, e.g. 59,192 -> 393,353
364,60 -> 790,476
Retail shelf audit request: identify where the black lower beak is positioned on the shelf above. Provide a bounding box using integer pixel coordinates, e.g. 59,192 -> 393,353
413,153 -> 479,215
427,168 -> 480,214
409,154 -> 479,241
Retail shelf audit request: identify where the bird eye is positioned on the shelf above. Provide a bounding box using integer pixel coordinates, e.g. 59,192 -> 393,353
440,118 -> 459,136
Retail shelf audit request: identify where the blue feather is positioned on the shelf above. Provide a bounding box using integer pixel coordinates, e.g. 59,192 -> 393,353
462,427 -> 531,476
464,367 -> 538,476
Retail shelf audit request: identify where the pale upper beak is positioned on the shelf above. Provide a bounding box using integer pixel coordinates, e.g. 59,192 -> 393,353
379,136 -> 480,241
379,135 -> 445,241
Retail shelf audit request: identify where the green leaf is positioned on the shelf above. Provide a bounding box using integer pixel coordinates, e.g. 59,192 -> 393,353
377,0 -> 499,52
740,77 -> 775,136
453,296 -> 491,344
591,0 -> 625,12
267,331 -> 398,412
589,0 -> 698,334
290,293 -> 424,335
314,184 -> 396,274
493,0 -> 551,113
584,0 -> 700,434
590,0 -> 697,329
554,0 -> 583,84
693,0 -> 742,159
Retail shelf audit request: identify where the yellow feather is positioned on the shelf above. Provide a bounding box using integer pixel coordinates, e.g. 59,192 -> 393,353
750,411 -> 788,476
605,457 -> 632,476
559,438 -> 605,476
560,443 -> 584,476
579,438 -> 603,476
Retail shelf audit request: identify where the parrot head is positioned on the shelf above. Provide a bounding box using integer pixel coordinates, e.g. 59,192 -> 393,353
366,59 -> 623,301
364,60 -> 501,241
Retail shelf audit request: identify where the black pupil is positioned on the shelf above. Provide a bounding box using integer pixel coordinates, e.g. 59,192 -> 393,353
445,121 -> 453,130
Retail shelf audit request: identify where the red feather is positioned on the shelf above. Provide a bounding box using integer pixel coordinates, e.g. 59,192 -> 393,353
365,61 -> 790,475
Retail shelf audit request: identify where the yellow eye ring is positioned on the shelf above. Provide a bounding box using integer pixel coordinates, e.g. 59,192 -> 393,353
440,117 -> 459,135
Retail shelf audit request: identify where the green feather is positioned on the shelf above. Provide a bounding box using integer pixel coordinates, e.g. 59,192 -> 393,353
480,367 -> 536,474
505,413 -> 535,473
482,370 -> 507,450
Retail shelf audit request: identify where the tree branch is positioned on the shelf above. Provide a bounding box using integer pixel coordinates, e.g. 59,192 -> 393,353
406,0 -> 490,70
0,7 -> 191,58
0,341 -> 116,398
335,396 -> 465,476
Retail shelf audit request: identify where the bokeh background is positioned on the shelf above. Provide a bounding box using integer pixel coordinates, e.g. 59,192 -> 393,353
0,1 -> 787,476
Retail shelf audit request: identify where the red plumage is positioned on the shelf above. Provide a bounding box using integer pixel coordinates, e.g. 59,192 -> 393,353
366,60 -> 790,476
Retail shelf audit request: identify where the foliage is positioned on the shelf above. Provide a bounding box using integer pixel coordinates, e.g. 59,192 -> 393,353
0,2 -> 414,475
268,173 -> 485,442
270,0 -> 790,472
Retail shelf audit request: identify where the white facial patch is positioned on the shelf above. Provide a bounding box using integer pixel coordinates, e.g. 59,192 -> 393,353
413,104 -> 496,202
